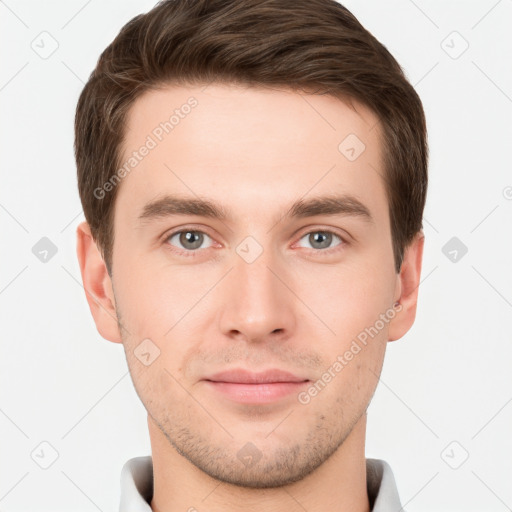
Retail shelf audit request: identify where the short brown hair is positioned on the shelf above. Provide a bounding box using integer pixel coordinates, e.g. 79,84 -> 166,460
75,0 -> 428,276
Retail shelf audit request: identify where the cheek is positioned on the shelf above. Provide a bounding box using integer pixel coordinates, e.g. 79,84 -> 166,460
294,261 -> 393,339
114,265 -> 205,375
114,260 -> 187,337
293,263 -> 392,401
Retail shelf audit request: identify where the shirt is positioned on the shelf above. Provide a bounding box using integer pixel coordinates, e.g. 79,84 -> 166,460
119,455 -> 405,512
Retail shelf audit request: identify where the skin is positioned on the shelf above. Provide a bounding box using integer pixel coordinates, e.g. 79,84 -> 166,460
77,82 -> 424,512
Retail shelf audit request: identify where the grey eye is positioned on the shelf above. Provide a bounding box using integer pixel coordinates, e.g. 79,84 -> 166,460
298,231 -> 343,250
167,230 -> 213,251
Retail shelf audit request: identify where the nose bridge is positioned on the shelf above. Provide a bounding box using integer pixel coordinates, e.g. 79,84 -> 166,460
219,238 -> 294,341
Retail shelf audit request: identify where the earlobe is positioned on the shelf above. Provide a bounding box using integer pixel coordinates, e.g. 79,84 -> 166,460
388,230 -> 425,342
76,221 -> 123,344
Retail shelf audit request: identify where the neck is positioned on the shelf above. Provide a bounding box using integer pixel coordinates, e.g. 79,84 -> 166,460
148,412 -> 370,512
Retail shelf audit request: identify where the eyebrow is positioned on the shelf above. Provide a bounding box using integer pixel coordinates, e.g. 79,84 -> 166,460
137,193 -> 374,225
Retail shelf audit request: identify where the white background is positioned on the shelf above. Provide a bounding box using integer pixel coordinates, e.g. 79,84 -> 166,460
1,1 -> 511,511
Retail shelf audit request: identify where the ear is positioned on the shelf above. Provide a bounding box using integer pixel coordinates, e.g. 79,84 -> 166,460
76,221 -> 122,344
388,230 -> 425,342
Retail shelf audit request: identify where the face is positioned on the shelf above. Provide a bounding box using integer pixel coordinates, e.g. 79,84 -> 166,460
87,82 -> 413,487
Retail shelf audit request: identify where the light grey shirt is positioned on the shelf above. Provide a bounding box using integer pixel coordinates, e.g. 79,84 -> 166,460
119,455 -> 405,511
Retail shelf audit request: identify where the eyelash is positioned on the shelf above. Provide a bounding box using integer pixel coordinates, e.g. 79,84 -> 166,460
162,226 -> 348,258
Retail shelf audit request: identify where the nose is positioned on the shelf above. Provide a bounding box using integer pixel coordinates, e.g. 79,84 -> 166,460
217,246 -> 297,345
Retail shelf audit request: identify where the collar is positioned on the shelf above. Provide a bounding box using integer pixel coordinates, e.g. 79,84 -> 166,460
119,455 -> 405,512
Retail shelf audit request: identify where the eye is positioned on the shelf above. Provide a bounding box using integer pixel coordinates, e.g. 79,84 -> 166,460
296,229 -> 346,252
163,227 -> 347,258
165,229 -> 214,255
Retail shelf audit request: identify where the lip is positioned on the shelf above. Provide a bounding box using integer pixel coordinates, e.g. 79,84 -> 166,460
202,369 -> 310,404
204,368 -> 308,384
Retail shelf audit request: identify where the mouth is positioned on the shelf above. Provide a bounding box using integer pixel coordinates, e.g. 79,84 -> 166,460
202,368 -> 310,404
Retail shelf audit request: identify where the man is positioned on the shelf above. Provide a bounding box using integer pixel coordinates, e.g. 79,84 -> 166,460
75,0 -> 427,510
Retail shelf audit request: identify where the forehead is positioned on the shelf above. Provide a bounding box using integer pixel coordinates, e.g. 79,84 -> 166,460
115,82 -> 388,229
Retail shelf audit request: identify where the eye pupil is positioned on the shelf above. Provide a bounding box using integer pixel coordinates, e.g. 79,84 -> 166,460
180,231 -> 203,249
310,231 -> 332,249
